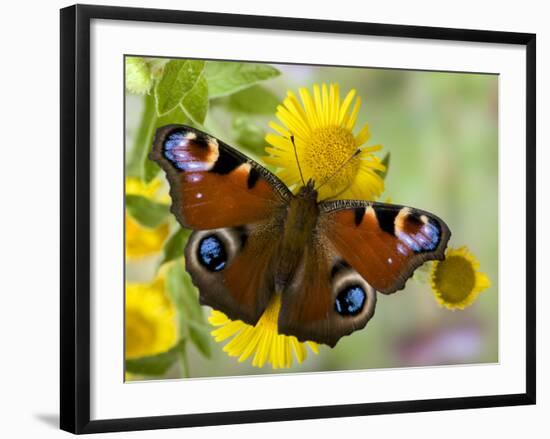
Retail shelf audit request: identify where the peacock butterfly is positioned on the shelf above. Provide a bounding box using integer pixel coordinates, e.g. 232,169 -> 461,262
150,124 -> 451,347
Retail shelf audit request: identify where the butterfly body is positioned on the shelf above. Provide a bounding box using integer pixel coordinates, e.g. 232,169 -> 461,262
151,125 -> 451,347
275,181 -> 319,290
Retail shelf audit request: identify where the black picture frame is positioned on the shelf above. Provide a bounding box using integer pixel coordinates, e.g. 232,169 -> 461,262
60,4 -> 536,434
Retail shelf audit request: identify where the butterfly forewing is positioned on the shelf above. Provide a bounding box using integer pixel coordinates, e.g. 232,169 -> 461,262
319,200 -> 451,294
150,124 -> 291,230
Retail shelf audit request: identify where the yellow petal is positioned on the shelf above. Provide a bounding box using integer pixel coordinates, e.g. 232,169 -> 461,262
338,89 -> 357,125
208,310 -> 230,326
299,87 -> 320,128
360,143 -> 383,154
346,96 -> 361,130
476,272 -> 491,290
307,342 -> 320,354
321,83 -> 329,125
291,337 -> 306,364
284,92 -> 311,134
355,123 -> 371,146
284,338 -> 292,368
313,84 -> 323,124
253,329 -> 273,368
276,105 -> 309,138
268,121 -> 291,137
211,320 -> 243,342
265,133 -> 292,151
238,327 -> 263,362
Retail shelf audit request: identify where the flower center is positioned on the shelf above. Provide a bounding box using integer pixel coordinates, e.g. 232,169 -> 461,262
303,126 -> 359,195
433,256 -> 476,303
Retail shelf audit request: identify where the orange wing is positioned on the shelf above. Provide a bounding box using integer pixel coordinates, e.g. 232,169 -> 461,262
185,223 -> 282,325
150,125 -> 291,230
319,200 -> 451,294
278,235 -> 377,347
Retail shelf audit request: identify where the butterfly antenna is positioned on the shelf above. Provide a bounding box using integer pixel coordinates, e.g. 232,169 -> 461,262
290,135 -> 306,187
315,148 -> 361,192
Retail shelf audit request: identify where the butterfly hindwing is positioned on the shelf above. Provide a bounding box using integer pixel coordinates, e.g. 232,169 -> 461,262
150,124 -> 291,230
319,200 -> 451,294
185,219 -> 285,325
278,235 -> 377,347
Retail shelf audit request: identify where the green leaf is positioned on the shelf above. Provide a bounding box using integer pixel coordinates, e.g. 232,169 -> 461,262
155,60 -> 205,116
232,116 -> 266,155
376,152 -> 391,180
205,62 -> 280,98
186,319 -> 215,334
147,58 -> 169,81
229,85 -> 280,114
167,261 -> 212,358
157,103 -> 190,126
125,194 -> 170,228
125,340 -> 183,376
160,227 -> 191,266
143,159 -> 161,184
180,75 -> 209,125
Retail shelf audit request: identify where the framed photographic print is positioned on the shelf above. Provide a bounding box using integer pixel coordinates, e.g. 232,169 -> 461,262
60,4 -> 536,434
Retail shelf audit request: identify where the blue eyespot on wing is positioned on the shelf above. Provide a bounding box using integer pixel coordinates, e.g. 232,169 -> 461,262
335,285 -> 366,316
197,235 -> 227,272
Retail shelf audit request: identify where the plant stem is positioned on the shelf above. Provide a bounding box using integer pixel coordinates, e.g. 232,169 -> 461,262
126,92 -> 157,179
178,340 -> 190,378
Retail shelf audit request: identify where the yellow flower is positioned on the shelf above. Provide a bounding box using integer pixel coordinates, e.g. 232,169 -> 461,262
209,295 -> 319,369
264,83 -> 385,201
126,176 -> 170,203
125,177 -> 170,259
125,213 -> 170,259
125,275 -> 178,359
430,246 -> 491,310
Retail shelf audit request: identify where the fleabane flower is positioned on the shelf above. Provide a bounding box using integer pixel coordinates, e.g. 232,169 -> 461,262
264,83 -> 385,201
125,177 -> 170,259
209,295 -> 319,369
125,274 -> 178,359
125,213 -> 170,259
430,246 -> 491,310
126,176 -> 170,203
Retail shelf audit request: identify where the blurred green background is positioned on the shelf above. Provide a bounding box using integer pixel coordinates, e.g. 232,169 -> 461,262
125,59 -> 498,379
